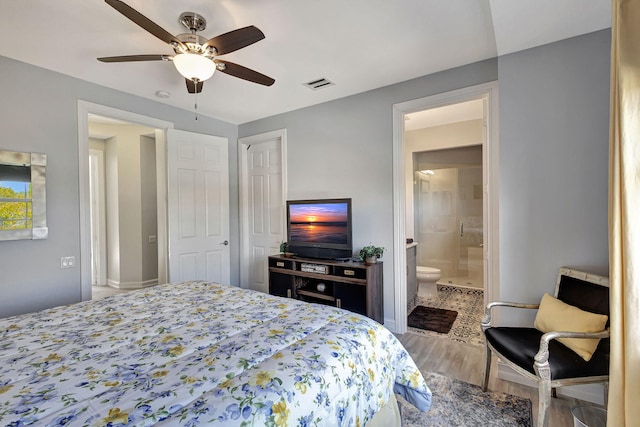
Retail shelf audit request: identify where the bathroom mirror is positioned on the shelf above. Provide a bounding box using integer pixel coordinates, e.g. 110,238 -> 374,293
0,149 -> 47,240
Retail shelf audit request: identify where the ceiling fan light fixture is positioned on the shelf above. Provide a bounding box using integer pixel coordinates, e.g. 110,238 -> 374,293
173,53 -> 215,81
98,2 -> 274,89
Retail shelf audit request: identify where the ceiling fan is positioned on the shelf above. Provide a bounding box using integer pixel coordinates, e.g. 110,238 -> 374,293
98,0 -> 275,95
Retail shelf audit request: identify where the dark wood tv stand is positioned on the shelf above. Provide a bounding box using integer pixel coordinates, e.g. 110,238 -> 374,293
268,254 -> 383,324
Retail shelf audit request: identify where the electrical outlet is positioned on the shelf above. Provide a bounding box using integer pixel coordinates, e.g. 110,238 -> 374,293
60,256 -> 75,269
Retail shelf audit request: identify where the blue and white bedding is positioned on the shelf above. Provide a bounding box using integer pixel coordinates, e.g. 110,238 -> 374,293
0,281 -> 431,426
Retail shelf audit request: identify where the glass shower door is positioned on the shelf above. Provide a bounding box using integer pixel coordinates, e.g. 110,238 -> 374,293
415,167 -> 457,285
415,165 -> 484,289
456,166 -> 483,289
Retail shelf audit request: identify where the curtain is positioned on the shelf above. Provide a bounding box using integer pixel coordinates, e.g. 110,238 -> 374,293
607,0 -> 640,425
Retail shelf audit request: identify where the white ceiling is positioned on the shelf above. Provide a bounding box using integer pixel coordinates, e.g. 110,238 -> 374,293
0,0 -> 610,125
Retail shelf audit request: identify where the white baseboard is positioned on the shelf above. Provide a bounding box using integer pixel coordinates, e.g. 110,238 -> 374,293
497,361 -> 605,405
106,278 -> 158,290
384,317 -> 397,333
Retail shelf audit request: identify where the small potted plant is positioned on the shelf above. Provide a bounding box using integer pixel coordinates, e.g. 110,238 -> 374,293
279,241 -> 294,257
359,244 -> 384,264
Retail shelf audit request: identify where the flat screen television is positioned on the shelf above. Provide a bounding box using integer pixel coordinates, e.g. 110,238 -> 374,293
286,198 -> 353,260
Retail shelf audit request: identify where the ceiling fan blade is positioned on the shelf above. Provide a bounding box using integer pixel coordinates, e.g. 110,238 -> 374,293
185,79 -> 204,94
105,0 -> 185,49
203,26 -> 265,55
215,60 -> 275,86
98,54 -> 172,62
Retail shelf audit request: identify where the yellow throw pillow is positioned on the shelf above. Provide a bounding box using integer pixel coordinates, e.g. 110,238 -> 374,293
533,293 -> 608,361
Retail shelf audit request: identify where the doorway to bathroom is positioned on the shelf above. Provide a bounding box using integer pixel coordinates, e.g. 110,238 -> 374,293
404,102 -> 486,346
391,81 -> 498,336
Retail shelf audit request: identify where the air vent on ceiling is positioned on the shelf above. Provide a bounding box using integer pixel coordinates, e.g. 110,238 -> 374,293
303,77 -> 335,90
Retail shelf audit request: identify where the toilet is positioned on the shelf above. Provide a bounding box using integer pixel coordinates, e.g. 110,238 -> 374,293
416,266 -> 441,299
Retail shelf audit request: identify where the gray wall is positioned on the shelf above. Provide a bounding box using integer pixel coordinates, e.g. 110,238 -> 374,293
0,55 -> 238,318
240,59 -> 499,323
498,30 -> 610,323
239,30 -> 611,325
0,29 -> 610,323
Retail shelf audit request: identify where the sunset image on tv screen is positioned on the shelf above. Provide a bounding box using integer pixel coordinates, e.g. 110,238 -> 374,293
289,202 -> 348,244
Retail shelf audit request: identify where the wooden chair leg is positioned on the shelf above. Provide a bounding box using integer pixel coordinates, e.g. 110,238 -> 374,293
482,342 -> 491,391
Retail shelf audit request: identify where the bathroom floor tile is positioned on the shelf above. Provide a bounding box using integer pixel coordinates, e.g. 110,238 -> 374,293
407,285 -> 484,347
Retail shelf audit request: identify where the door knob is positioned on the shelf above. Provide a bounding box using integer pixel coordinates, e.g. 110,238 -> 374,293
221,240 -> 229,246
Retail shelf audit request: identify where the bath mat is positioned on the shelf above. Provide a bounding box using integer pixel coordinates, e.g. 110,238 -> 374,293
408,306 -> 458,334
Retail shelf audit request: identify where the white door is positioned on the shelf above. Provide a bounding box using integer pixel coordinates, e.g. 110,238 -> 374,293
167,129 -> 230,284
239,130 -> 286,292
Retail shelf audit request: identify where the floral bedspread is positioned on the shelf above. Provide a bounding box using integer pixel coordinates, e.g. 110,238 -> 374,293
0,281 -> 431,426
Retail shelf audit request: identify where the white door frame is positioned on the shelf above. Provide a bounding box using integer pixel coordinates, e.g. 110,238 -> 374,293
77,101 -> 174,301
238,129 -> 288,289
391,81 -> 499,334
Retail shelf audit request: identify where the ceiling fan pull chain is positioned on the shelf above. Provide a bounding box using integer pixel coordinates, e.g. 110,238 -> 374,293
194,80 -> 199,120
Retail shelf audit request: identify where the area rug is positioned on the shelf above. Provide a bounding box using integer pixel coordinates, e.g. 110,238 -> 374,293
407,285 -> 485,347
408,306 -> 458,334
399,372 -> 532,426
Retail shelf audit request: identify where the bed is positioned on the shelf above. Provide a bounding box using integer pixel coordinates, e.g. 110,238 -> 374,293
0,281 -> 431,426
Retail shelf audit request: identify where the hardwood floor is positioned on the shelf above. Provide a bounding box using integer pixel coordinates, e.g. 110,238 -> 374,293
91,285 -> 132,300
396,332 -> 585,426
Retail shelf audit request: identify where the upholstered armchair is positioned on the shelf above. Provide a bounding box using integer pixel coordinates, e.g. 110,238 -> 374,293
481,267 -> 610,427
